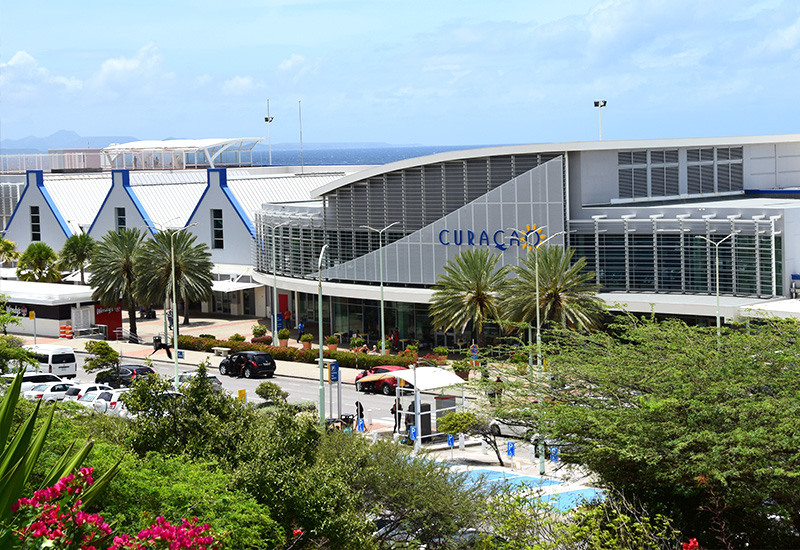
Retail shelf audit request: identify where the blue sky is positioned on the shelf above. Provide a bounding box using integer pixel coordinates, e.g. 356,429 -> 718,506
2,0 -> 799,146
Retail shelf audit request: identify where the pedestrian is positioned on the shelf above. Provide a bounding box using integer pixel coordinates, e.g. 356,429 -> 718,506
297,321 -> 305,343
355,400 -> 364,421
391,399 -> 403,433
283,309 -> 292,329
487,375 -> 504,403
167,310 -> 173,330
391,328 -> 400,351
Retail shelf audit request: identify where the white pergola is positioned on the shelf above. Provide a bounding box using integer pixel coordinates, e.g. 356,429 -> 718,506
102,138 -> 264,171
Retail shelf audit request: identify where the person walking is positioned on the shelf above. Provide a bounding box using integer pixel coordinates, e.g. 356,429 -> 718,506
391,399 -> 403,433
297,321 -> 305,343
283,309 -> 292,329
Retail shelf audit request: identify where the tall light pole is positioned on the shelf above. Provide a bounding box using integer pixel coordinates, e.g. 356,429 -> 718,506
695,232 -> 736,346
317,244 -> 329,424
266,221 -> 289,338
264,99 -> 274,165
522,228 -> 565,476
361,222 -> 398,354
593,100 -> 607,140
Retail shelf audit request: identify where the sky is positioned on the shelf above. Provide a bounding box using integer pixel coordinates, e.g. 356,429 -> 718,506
1,0 -> 799,147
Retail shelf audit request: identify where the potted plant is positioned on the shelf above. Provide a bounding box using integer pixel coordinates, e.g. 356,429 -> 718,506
433,346 -> 449,363
252,324 -> 267,338
452,359 -> 471,381
325,335 -> 339,351
380,339 -> 392,354
278,328 -> 291,347
349,336 -> 364,351
300,332 -> 314,350
405,342 -> 419,360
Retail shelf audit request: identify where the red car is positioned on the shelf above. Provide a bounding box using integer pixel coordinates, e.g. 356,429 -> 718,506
355,365 -> 411,395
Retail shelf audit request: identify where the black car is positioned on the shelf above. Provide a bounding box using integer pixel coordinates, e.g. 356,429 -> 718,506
219,351 -> 276,379
94,365 -> 157,388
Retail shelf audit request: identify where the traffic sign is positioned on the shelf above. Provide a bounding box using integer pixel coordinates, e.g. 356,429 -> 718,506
551,446 -> 558,463
507,441 -> 515,457
409,426 -> 417,441
447,434 -> 454,447
357,418 -> 365,432
329,361 -> 339,382
177,350 -> 184,359
469,344 -> 478,360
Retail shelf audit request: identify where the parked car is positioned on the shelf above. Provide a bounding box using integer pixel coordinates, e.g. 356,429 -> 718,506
177,371 -> 223,392
93,388 -> 131,415
94,365 -> 156,388
218,351 -> 276,379
64,383 -> 113,401
2,373 -> 63,394
355,365 -> 411,395
75,390 -> 105,409
23,381 -> 76,402
23,344 -> 78,379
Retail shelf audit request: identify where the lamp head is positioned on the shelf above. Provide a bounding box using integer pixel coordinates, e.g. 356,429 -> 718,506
594,100 -> 607,108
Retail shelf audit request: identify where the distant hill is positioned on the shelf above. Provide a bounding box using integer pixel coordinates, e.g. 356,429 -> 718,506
0,130 -> 139,153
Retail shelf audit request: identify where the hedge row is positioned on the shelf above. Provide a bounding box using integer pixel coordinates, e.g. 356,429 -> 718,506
177,335 -> 413,369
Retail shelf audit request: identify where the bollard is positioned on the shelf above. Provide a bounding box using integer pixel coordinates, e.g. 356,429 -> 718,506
371,431 -> 378,444
393,432 -> 401,442
366,408 -> 372,426
458,433 -> 465,450
481,440 -> 487,455
529,444 -> 536,463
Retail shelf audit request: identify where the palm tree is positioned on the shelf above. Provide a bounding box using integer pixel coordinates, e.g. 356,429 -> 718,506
16,242 -> 61,282
502,245 -> 605,332
89,228 -> 146,340
59,233 -> 96,285
134,229 -> 213,326
429,248 -> 511,346
0,237 -> 19,266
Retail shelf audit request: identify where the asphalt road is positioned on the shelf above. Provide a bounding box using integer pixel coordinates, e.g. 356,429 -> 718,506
74,354 -> 401,426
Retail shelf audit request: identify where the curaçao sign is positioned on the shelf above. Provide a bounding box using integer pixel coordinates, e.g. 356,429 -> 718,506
438,224 -> 546,251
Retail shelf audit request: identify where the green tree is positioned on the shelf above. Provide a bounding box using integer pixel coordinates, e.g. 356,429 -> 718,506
438,410 -> 506,467
134,229 -> 213,326
0,236 -> 20,265
89,228 -> 145,340
537,316 -> 800,548
429,249 -> 511,346
15,242 -> 61,282
59,232 -> 96,285
502,245 -> 605,331
82,340 -> 120,381
0,295 -> 22,336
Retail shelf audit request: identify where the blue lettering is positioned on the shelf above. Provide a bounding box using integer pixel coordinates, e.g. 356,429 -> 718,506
453,230 -> 463,246
438,229 -> 450,245
479,231 -> 490,246
467,230 -> 475,245
508,230 -> 521,247
493,230 -> 507,251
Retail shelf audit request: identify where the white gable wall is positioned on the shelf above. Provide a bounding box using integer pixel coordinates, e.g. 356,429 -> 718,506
5,171 -> 71,252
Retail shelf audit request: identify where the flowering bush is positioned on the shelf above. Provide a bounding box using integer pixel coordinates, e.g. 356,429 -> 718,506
682,539 -> 700,550
9,468 -> 220,550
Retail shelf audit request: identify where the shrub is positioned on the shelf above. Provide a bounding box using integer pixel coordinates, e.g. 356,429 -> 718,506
433,346 -> 449,356
300,333 -> 314,343
252,335 -> 273,345
405,342 -> 419,351
277,328 -> 291,340
230,333 -> 246,342
325,335 -> 339,345
252,324 -> 268,337
198,334 -> 216,340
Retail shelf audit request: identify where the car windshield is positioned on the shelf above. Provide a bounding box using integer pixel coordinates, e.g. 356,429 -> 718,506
30,384 -> 48,391
78,393 -> 97,402
52,353 -> 74,364
64,387 -> 81,396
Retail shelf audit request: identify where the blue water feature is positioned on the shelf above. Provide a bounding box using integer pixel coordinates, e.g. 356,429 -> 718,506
541,488 -> 605,512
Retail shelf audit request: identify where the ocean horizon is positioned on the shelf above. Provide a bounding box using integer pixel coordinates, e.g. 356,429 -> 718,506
252,144 -> 487,166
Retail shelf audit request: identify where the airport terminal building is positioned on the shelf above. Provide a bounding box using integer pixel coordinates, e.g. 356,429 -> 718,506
252,134 -> 800,346
3,134 -> 800,344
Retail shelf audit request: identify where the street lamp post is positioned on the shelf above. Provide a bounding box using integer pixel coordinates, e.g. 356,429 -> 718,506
361,222 -> 399,354
522,228 -> 565,476
264,99 -> 274,165
695,232 -> 736,346
317,244 -> 329,424
266,221 -> 290,339
593,100 -> 607,140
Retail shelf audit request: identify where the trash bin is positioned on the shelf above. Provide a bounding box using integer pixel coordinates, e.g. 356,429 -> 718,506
340,413 -> 355,429
153,335 -> 162,351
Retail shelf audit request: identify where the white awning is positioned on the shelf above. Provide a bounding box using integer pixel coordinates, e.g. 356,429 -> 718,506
394,366 -> 465,391
211,280 -> 261,293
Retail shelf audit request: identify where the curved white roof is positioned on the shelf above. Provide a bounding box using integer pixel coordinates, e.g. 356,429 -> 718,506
103,138 -> 263,151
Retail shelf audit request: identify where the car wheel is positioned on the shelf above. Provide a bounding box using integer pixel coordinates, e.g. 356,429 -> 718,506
355,382 -> 362,392
490,424 -> 501,436
382,383 -> 393,396
243,367 -> 253,379
219,363 -> 228,376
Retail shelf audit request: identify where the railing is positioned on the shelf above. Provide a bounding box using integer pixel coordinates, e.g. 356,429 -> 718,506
114,327 -> 143,344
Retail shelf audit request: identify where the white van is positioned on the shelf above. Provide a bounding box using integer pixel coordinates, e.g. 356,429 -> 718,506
23,344 -> 78,379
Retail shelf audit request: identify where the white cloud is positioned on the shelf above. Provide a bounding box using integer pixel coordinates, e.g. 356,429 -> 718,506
222,76 -> 255,95
0,50 -> 82,95
754,15 -> 800,55
279,54 -> 305,71
88,42 -> 163,89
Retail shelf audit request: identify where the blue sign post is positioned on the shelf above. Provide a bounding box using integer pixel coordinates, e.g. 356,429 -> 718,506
329,361 -> 339,382
177,350 -> 184,360
507,441 -> 515,457
409,426 -> 417,441
447,434 -> 454,447
551,446 -> 558,463
357,418 -> 365,432
469,344 -> 479,360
